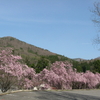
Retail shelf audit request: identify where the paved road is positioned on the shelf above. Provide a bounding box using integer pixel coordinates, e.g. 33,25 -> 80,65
0,90 -> 100,100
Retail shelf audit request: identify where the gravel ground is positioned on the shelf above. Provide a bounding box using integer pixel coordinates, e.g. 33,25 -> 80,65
0,90 -> 100,100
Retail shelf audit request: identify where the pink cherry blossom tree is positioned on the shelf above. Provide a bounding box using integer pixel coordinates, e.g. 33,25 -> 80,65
0,48 -> 36,92
38,61 -> 100,90
38,61 -> 73,89
83,71 -> 100,89
19,67 -> 36,89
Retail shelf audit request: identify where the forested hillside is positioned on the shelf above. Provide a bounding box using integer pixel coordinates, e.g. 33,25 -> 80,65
0,36 -> 71,72
0,36 -> 100,73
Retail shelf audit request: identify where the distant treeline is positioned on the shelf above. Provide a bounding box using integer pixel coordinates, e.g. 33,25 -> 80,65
72,59 -> 100,73
23,55 -> 100,73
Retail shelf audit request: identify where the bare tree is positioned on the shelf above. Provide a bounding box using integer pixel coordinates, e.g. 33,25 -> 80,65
92,2 -> 100,45
92,2 -> 100,26
0,70 -> 17,92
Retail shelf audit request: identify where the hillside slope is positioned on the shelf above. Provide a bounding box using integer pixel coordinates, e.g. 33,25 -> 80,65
0,36 -> 56,56
0,36 -> 70,67
0,36 -> 100,73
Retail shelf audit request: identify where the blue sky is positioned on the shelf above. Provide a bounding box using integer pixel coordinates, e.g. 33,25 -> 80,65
0,0 -> 100,59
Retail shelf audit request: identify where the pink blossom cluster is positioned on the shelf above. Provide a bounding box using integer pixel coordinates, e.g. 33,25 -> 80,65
0,49 -> 36,92
38,61 -> 100,89
0,49 -> 100,92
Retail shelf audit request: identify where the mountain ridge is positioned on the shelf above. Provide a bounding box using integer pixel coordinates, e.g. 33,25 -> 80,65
0,36 -> 56,56
0,36 -> 100,73
0,36 -> 71,66
0,36 -> 99,61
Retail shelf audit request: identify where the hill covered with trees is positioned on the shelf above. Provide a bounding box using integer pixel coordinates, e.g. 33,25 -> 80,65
0,36 -> 100,73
